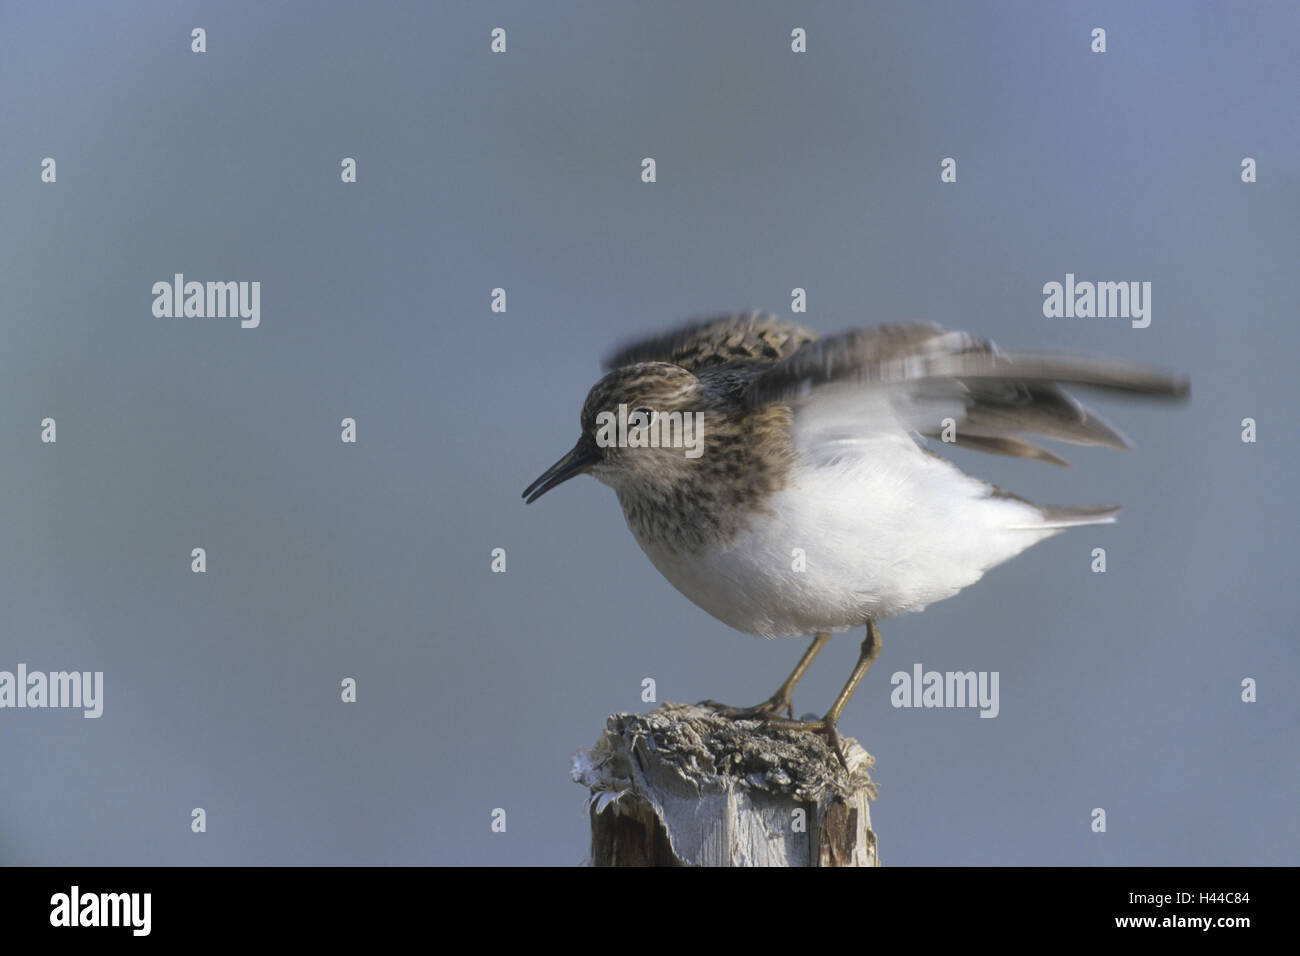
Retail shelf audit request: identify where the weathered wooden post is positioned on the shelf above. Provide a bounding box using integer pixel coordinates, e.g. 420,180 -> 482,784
573,702 -> 878,866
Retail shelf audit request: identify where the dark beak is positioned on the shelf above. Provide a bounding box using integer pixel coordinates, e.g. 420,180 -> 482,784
522,439 -> 599,504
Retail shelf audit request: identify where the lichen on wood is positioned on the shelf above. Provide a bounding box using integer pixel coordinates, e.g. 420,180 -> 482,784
573,703 -> 878,867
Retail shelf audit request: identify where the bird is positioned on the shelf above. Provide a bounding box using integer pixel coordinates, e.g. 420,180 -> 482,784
523,311 -> 1189,764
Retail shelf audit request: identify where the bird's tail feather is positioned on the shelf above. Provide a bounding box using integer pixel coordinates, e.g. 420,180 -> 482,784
1009,503 -> 1121,530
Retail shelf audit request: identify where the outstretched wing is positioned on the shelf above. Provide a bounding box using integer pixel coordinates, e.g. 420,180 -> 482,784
602,311 -> 818,373
745,323 -> 1189,466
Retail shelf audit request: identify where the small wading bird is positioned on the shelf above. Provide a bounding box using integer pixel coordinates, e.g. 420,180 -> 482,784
523,312 -> 1188,764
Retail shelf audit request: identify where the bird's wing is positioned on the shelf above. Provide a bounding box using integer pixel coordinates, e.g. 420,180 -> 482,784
745,323 -> 1189,466
602,311 -> 818,373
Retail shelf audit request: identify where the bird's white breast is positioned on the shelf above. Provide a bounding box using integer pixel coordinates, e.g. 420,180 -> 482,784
633,436 -> 1058,637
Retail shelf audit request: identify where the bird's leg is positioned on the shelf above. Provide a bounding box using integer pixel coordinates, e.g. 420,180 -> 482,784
764,619 -> 882,768
701,631 -> 832,719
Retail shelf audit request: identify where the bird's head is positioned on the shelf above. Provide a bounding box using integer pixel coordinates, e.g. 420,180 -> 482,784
523,363 -> 706,503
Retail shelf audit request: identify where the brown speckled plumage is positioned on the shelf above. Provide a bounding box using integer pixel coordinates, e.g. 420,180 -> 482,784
580,359 -> 797,553
602,310 -> 817,372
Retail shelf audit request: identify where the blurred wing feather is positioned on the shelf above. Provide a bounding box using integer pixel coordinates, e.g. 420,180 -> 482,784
745,323 -> 1189,465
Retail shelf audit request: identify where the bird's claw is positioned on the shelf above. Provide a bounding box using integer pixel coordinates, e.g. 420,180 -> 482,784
698,694 -> 794,721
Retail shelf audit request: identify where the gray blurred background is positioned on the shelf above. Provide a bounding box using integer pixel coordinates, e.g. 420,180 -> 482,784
1,0 -> 1296,865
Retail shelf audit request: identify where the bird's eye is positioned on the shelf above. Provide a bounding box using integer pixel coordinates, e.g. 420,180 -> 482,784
629,407 -> 658,429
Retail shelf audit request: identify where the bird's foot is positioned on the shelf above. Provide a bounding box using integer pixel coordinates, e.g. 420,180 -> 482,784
700,700 -> 850,769
698,691 -> 794,721
760,715 -> 849,769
